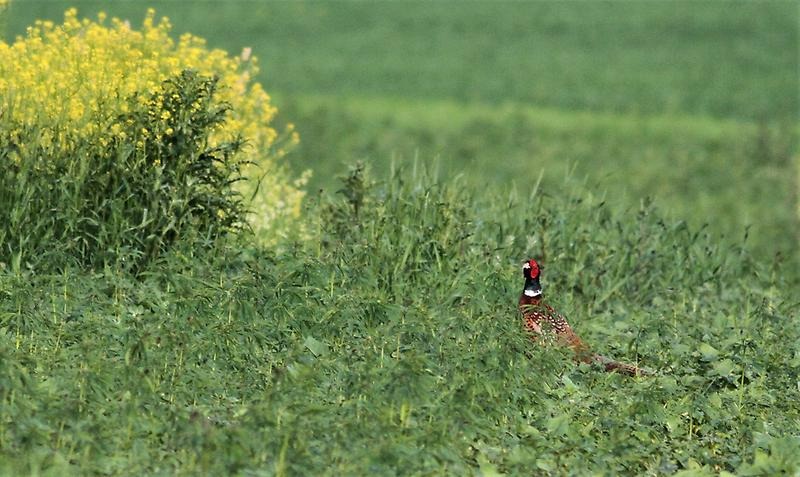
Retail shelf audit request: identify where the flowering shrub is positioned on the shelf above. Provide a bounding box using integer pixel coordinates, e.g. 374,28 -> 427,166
0,9 -> 306,269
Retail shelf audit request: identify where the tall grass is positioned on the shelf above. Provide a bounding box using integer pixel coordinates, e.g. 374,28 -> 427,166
278,97 -> 799,270
2,166 -> 797,475
0,70 -> 248,272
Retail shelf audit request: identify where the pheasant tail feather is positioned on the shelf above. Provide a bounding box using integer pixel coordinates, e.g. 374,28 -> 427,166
592,354 -> 649,377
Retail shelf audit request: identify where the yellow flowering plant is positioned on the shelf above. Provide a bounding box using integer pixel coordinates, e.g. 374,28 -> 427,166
0,9 -> 307,269
0,9 -> 306,270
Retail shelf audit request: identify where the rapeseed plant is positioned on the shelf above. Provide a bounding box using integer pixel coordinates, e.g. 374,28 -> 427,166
0,9 -> 306,242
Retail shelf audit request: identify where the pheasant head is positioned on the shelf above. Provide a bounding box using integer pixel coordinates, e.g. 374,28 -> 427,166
521,259 -> 543,298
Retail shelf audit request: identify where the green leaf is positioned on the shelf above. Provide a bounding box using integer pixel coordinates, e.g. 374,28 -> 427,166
674,469 -> 715,477
304,335 -> 329,357
708,392 -> 723,408
561,374 -> 579,393
698,342 -> 719,361
535,459 -> 555,473
478,455 -> 505,477
712,359 -> 736,377
546,413 -> 570,437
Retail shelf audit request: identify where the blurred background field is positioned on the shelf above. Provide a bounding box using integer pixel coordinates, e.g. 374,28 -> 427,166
7,0 -> 798,265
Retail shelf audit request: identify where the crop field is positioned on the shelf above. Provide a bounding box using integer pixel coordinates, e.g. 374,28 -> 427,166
2,1 -> 799,476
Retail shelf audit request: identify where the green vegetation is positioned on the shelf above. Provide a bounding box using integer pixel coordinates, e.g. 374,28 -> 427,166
0,71 -> 248,271
10,1 -> 798,121
11,1 -> 798,121
1,7 -> 306,246
11,0 -> 795,261
2,168 -> 799,474
2,2 -> 799,475
277,95 -> 797,263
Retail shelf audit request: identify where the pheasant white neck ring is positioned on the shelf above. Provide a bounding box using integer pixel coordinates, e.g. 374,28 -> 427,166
524,289 -> 542,297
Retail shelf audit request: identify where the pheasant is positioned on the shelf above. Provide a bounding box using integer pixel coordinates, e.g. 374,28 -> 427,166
519,259 -> 647,377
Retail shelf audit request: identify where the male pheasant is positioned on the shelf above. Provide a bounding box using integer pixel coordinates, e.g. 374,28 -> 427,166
519,259 -> 647,376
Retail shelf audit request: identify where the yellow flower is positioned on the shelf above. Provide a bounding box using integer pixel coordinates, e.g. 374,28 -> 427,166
0,8 -> 307,243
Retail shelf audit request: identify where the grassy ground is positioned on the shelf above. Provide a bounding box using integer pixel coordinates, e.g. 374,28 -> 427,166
3,170 -> 800,475
2,1 -> 800,475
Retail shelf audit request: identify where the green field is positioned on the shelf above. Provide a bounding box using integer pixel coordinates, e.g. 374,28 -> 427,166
2,1 -> 800,475
9,0 -> 796,260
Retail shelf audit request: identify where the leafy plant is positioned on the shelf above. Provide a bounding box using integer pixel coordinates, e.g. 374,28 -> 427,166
1,167 -> 798,475
0,8 -> 305,245
0,70 -> 247,271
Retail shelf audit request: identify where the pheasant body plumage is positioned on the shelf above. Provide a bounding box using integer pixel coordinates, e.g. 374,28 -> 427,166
519,259 -> 647,377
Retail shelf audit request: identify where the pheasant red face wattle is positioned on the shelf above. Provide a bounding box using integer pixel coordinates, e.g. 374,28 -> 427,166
528,260 -> 539,278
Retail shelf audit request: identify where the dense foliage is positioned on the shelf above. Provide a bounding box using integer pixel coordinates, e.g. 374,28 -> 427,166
0,9 -> 305,249
279,98 -> 798,265
6,3 -> 797,262
0,70 -> 250,271
1,168 -> 798,475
